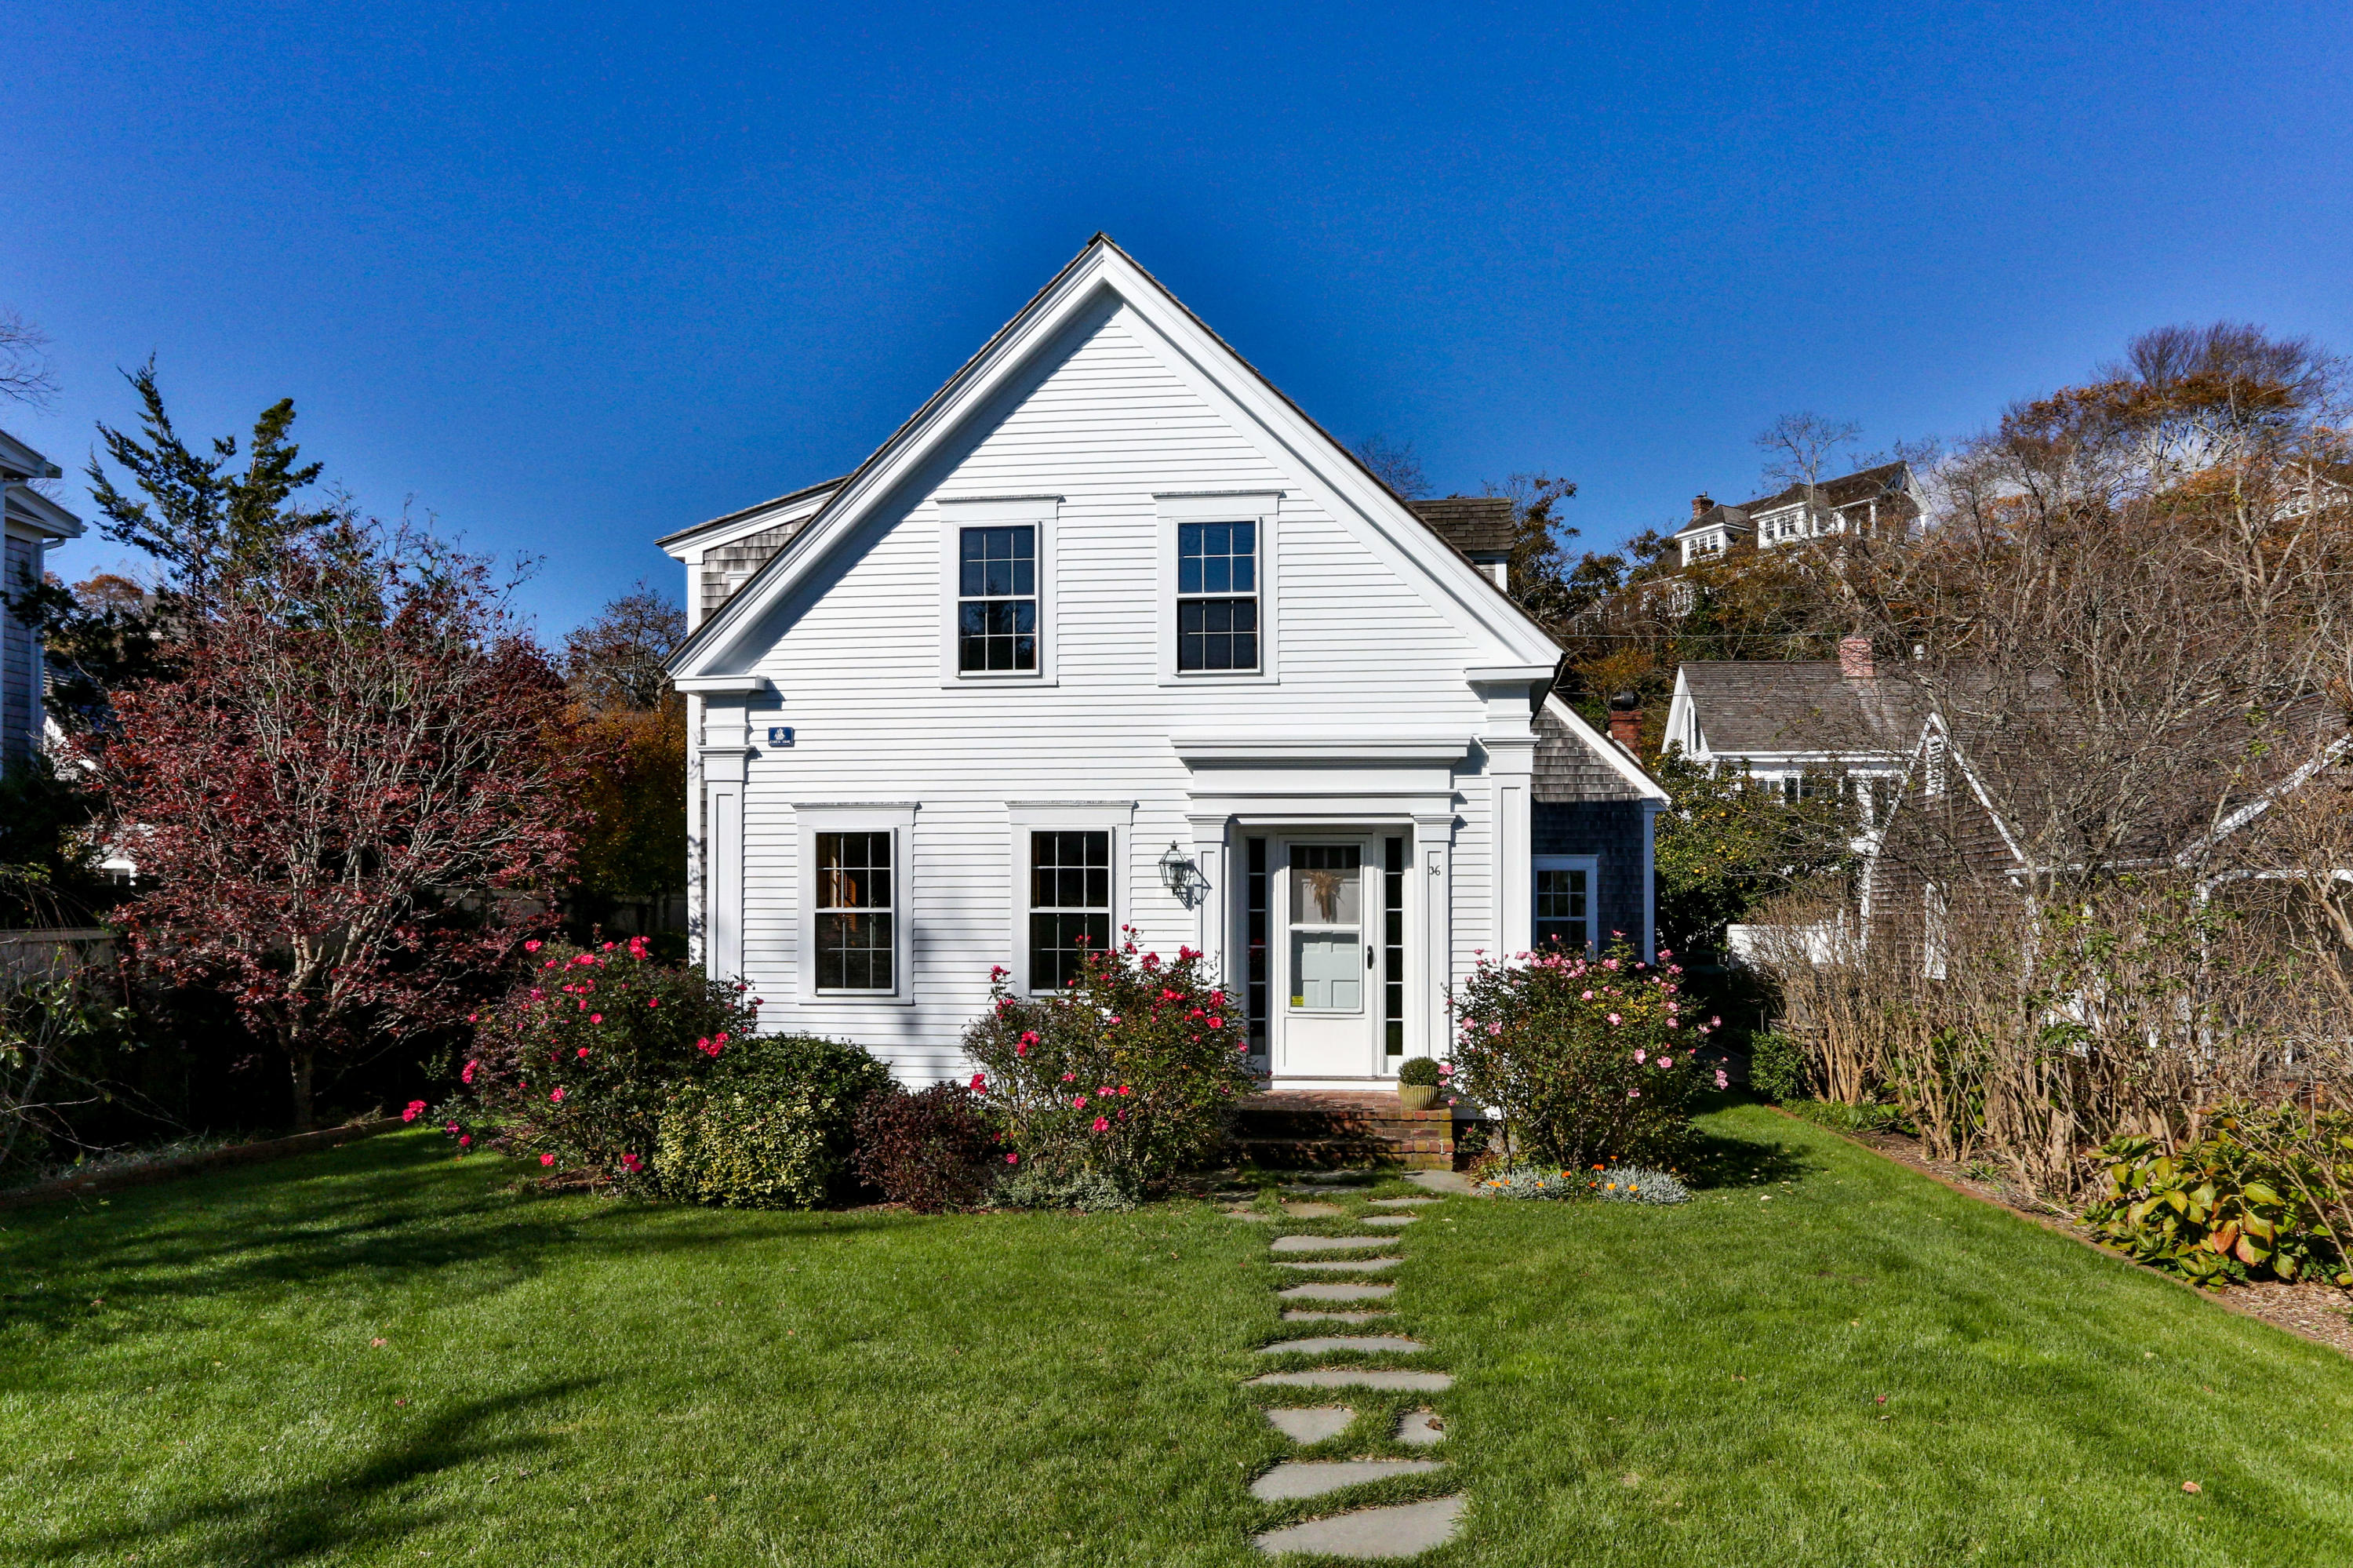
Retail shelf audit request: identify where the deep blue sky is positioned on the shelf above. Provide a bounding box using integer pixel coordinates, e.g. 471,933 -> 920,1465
5,2 -> 2348,638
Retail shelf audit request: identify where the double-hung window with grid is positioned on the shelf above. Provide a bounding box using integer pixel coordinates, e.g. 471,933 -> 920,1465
1028,831 -> 1111,991
1176,521 -> 1257,671
1533,856 -> 1594,954
815,831 -> 894,992
957,526 -> 1036,672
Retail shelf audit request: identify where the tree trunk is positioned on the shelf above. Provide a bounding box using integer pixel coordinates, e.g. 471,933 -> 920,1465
289,1047 -> 315,1133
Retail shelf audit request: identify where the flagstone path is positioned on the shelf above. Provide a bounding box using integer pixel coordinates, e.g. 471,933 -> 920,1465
1242,1177 -> 1467,1559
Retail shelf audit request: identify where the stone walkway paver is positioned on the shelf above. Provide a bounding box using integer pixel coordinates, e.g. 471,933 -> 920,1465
1271,1233 -> 1393,1252
1395,1410 -> 1443,1446
1275,1257 -> 1401,1272
1259,1334 -> 1427,1355
1366,1195 -> 1441,1208
1264,1406 -> 1355,1442
1252,1496 -> 1467,1559
1361,1213 -> 1417,1227
1249,1368 -> 1455,1392
1282,1308 -> 1391,1323
1278,1281 -> 1394,1301
1251,1459 -> 1447,1501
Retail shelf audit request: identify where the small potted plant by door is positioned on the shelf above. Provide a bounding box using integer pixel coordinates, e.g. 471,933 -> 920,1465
1395,1057 -> 1443,1111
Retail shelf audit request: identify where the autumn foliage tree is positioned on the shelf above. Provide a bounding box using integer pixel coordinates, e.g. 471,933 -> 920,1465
561,585 -> 688,940
89,523 -> 585,1129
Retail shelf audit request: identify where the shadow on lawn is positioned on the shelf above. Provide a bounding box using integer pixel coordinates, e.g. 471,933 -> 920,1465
1678,1111 -> 1816,1191
23,1377 -> 600,1564
0,1134 -> 910,1348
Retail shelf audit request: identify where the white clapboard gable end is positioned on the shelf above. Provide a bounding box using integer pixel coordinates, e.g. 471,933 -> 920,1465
664,235 -> 1660,1090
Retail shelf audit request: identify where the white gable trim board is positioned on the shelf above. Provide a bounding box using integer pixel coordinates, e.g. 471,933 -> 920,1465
664,238 -> 1656,1090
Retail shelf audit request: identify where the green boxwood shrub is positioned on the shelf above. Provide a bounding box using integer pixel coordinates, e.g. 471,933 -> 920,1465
1746,1029 -> 1813,1103
656,1035 -> 895,1209
1396,1056 -> 1443,1087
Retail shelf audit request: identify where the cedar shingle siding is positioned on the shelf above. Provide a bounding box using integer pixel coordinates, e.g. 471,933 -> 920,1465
700,525 -> 805,618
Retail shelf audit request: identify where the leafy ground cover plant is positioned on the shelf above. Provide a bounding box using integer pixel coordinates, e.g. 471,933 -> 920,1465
442,937 -> 758,1184
853,1082 -> 1005,1213
1449,940 -> 1721,1169
2084,1107 -> 2353,1289
962,932 -> 1255,1200
1779,1097 -> 1913,1136
1476,1162 -> 1692,1203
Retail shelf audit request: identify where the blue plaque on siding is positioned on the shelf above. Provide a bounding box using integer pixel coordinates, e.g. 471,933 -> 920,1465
767,726 -> 795,748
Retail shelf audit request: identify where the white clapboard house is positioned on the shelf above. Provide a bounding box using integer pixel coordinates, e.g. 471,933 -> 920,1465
660,237 -> 1664,1090
0,427 -> 83,765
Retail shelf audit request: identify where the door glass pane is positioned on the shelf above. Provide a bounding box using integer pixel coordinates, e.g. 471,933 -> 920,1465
1288,844 -> 1362,1011
1288,844 -> 1362,925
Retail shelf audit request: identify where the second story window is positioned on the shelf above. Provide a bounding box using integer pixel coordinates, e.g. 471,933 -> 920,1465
958,526 -> 1036,672
1176,521 -> 1257,671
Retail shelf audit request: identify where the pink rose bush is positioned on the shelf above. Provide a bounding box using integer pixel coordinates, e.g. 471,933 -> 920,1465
961,930 -> 1255,1202
1450,938 -> 1714,1168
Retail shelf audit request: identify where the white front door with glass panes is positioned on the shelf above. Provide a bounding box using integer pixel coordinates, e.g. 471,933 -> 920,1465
1274,839 -> 1379,1078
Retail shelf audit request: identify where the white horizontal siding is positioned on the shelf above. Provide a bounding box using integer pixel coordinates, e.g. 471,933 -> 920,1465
731,308 -> 1499,1083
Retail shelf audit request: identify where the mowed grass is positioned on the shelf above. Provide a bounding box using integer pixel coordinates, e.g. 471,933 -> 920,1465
2,1106 -> 2350,1566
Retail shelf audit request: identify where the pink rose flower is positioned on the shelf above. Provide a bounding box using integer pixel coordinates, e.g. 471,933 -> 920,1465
525,940 -> 542,952
1610,1013 -> 1624,1026
1658,1056 -> 1671,1068
1582,990 -> 1595,1000
1074,1094 -> 1089,1110
1635,1049 -> 1646,1063
589,1013 -> 602,1024
1627,1090 -> 1639,1100
458,1133 -> 473,1146
1091,1116 -> 1110,1133
402,1100 -> 426,1122
1006,1152 -> 1020,1164
550,1088 -> 565,1104
969,1073 -> 987,1092
1715,1069 -> 1730,1089
577,1047 -> 590,1058
540,1153 -> 556,1166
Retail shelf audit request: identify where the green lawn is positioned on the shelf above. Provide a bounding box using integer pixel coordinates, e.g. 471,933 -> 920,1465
5,1105 -> 2353,1566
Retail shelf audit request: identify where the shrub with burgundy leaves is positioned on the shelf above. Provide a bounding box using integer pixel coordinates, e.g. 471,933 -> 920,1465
1450,939 -> 1719,1170
853,1082 -> 1005,1213
441,936 -> 758,1183
962,930 -> 1254,1199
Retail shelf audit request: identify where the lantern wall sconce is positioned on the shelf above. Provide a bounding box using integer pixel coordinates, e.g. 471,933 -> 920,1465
1158,842 -> 1209,908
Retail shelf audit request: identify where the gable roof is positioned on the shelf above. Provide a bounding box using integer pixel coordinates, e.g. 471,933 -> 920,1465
1671,660 -> 1925,759
1671,500 -> 1754,543
667,235 -> 1564,682
656,475 -> 846,553
1537,693 -> 1667,804
0,429 -> 63,484
1737,460 -> 1916,518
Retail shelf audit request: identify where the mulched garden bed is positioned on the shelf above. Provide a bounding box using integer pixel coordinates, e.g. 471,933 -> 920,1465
1773,1108 -> 2353,1360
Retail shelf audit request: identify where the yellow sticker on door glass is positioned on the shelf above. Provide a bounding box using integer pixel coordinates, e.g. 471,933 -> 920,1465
1291,995 -> 1305,1008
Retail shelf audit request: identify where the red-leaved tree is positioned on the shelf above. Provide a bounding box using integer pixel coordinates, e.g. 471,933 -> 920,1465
89,523 -> 585,1128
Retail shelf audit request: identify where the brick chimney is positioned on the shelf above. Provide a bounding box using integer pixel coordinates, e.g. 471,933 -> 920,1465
1607,690 -> 1642,748
1690,493 -> 1714,521
1838,635 -> 1875,682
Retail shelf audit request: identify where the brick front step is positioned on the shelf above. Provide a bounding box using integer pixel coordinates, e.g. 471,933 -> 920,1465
1231,1092 -> 1457,1171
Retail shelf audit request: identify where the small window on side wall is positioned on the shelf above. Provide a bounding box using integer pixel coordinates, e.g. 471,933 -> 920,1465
1533,855 -> 1598,954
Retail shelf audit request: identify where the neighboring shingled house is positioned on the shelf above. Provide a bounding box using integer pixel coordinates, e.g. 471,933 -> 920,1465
1671,460 -> 1926,568
0,428 -> 84,765
1663,638 -> 1925,824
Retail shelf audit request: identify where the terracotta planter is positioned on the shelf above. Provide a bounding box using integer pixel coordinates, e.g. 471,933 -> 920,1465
1396,1084 -> 1440,1111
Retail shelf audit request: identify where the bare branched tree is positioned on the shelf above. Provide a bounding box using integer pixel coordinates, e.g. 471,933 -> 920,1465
1352,433 -> 1431,499
1755,411 -> 1862,489
0,308 -> 58,409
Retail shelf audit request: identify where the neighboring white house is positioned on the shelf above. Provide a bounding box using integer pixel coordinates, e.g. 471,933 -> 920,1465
1670,461 -> 1926,568
1662,639 -> 1922,825
659,236 -> 1666,1091
0,427 -> 83,766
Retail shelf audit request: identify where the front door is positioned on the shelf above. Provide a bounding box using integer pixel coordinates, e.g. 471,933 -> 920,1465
1275,838 -> 1378,1079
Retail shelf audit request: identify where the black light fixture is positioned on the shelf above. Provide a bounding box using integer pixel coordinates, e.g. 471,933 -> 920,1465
1158,842 -> 1207,907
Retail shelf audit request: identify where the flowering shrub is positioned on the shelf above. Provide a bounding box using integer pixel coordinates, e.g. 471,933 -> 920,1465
657,1036 -> 895,1209
1449,940 -> 1717,1169
961,931 -> 1255,1199
853,1083 -> 1005,1213
442,937 -> 759,1183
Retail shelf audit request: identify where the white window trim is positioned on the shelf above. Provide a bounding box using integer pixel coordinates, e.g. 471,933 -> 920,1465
794,803 -> 918,1006
1533,853 -> 1601,955
1155,490 -> 1281,687
939,496 -> 1060,687
1006,801 -> 1135,995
